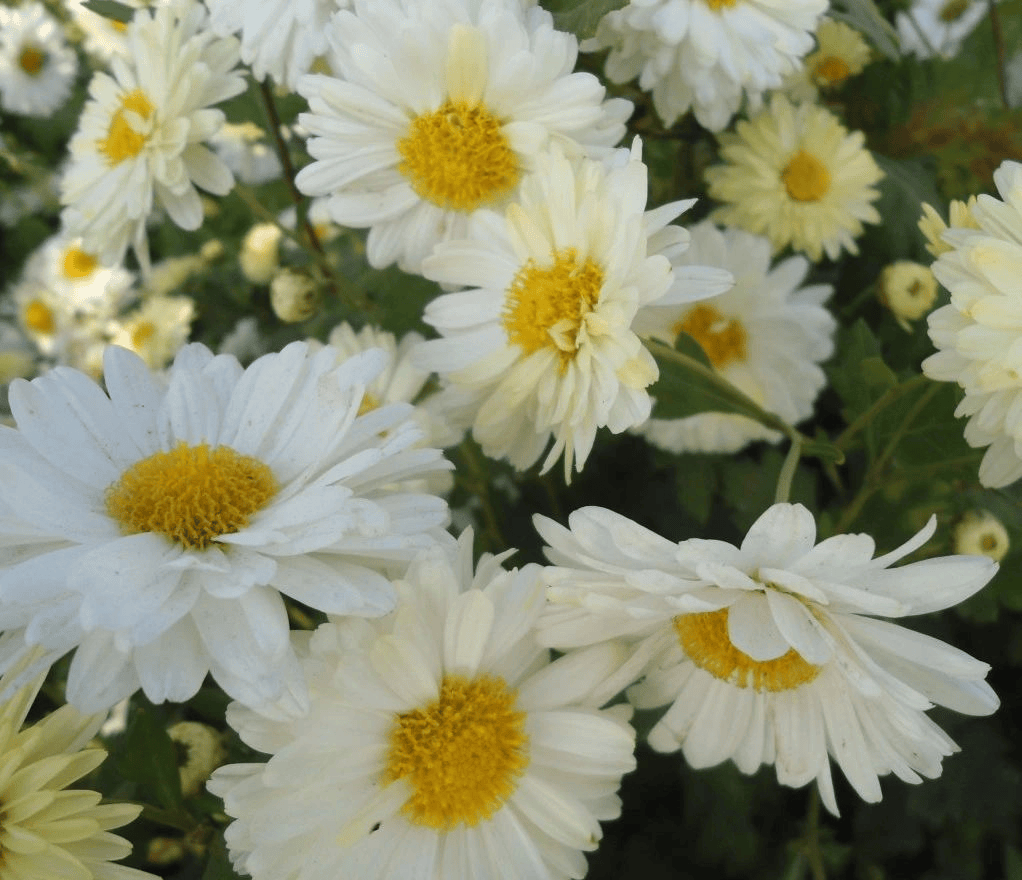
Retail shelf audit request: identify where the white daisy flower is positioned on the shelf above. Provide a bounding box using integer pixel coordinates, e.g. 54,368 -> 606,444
897,0 -> 990,58
0,1 -> 78,117
706,94 -> 884,262
295,0 -> 632,273
209,532 -> 636,880
534,503 -> 999,814
584,0 -> 826,131
60,0 -> 246,269
0,659 -> 157,880
108,294 -> 196,369
209,121 -> 283,186
204,0 -> 346,89
66,0 -> 143,61
415,141 -> 733,478
923,160 -> 1022,488
0,340 -> 450,715
635,221 -> 836,454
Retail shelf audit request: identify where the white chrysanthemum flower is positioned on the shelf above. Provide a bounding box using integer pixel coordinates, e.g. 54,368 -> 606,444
784,18 -> 872,102
0,340 -> 450,715
204,0 -> 346,89
707,95 -> 884,262
0,662 -> 157,880
897,0 -> 989,58
66,0 -> 143,61
295,0 -> 632,273
535,503 -> 999,815
60,0 -> 246,268
0,2 -> 78,117
415,142 -> 732,478
923,160 -> 1022,488
209,121 -> 283,185
209,532 -> 636,880
109,294 -> 196,369
635,222 -> 835,454
584,0 -> 826,132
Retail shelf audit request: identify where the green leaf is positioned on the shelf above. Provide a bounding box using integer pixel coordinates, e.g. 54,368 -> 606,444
81,0 -> 136,23
113,708 -> 183,811
202,834 -> 243,880
544,0 -> 626,40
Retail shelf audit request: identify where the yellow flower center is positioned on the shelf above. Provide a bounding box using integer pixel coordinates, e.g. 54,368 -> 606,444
782,149 -> 831,202
130,321 -> 156,350
99,89 -> 154,166
939,0 -> 970,21
397,99 -> 520,211
62,247 -> 99,280
675,304 -> 747,368
112,20 -> 128,33
384,674 -> 529,829
105,442 -> 278,550
815,56 -> 851,86
23,300 -> 55,334
704,0 -> 739,9
674,608 -> 820,692
503,247 -> 603,368
357,392 -> 380,417
18,45 -> 45,76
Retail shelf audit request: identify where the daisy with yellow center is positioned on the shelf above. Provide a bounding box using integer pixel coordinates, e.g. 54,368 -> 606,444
60,0 -> 246,268
210,532 -> 637,880
0,1 -> 77,117
585,0 -> 826,131
634,221 -> 836,454
706,95 -> 884,262
294,0 -> 631,273
536,503 -> 999,814
415,141 -> 732,478
784,18 -> 872,102
897,0 -> 991,58
0,340 -> 450,715
0,663 -> 157,880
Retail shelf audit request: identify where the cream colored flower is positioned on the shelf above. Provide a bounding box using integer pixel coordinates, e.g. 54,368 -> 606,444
707,95 -> 883,262
919,198 -> 980,259
168,721 -> 227,796
878,261 -> 938,331
239,222 -> 283,283
953,510 -> 1010,562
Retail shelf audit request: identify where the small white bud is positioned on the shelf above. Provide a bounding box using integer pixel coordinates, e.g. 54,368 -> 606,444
953,510 -> 1010,562
270,268 -> 321,323
878,261 -> 938,331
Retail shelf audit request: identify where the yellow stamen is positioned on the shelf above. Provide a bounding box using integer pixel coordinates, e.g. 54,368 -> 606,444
62,247 -> 99,280
130,321 -> 156,350
704,0 -> 739,9
782,149 -> 832,203
18,46 -> 45,76
815,56 -> 851,86
23,300 -> 55,335
99,89 -> 154,166
106,443 -> 278,550
675,304 -> 747,368
503,247 -> 603,369
674,608 -> 820,692
397,100 -> 520,211
384,674 -> 529,829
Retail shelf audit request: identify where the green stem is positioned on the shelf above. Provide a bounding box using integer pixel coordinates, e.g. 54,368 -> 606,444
775,436 -> 803,504
804,788 -> 827,880
232,183 -> 306,250
141,804 -> 196,833
989,0 -> 1010,109
457,441 -> 506,550
834,373 -> 930,453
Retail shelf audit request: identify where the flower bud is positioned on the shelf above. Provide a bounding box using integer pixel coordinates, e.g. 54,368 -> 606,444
168,721 -> 226,797
270,268 -> 321,322
239,223 -> 282,284
878,261 -> 937,331
953,510 -> 1009,562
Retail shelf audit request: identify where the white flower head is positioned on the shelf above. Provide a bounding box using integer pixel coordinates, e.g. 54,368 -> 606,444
585,0 -> 827,131
209,121 -> 283,186
707,95 -> 884,262
923,160 -> 1022,487
0,1 -> 78,117
204,0 -> 346,89
535,503 -> 999,815
209,531 -> 637,880
66,0 -> 144,61
897,0 -> 990,58
635,221 -> 836,453
0,340 -> 451,716
415,140 -> 732,479
60,0 -> 246,269
295,0 -> 632,273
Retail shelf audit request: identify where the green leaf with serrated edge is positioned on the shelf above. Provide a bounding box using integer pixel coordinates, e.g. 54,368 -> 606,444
544,0 -> 627,40
113,708 -> 183,811
81,0 -> 136,24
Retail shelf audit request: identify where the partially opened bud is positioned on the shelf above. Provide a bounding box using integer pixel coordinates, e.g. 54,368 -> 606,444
270,268 -> 321,322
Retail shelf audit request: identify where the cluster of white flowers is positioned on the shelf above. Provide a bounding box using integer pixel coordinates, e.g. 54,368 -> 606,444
0,0 -> 1015,876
